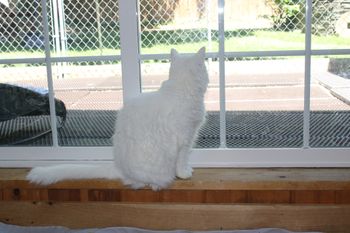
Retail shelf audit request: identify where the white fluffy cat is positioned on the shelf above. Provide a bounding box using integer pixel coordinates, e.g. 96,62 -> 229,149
27,47 -> 209,190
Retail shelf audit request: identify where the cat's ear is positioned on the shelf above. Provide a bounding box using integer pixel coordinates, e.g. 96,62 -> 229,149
170,48 -> 179,61
196,47 -> 206,61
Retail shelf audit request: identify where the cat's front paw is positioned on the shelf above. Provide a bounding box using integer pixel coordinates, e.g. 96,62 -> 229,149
176,166 -> 193,179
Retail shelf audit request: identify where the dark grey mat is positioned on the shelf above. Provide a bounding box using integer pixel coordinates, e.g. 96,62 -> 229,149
0,111 -> 349,148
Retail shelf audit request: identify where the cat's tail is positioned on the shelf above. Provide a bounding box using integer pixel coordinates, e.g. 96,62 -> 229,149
26,164 -> 122,185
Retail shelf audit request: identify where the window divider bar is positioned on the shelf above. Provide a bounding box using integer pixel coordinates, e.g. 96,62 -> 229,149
225,50 -> 305,57
0,58 -> 47,64
41,0 -> 59,147
139,52 -> 220,60
119,0 -> 142,101
218,0 -> 226,148
303,0 -> 312,149
311,49 -> 350,55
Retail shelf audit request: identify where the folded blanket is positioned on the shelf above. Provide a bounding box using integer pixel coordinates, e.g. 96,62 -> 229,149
0,83 -> 66,122
0,223 -> 321,233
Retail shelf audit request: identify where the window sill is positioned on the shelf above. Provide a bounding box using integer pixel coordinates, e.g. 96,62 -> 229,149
1,168 -> 350,232
1,168 -> 350,203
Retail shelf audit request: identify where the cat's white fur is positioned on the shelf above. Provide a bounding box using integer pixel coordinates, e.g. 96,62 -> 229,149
27,47 -> 209,190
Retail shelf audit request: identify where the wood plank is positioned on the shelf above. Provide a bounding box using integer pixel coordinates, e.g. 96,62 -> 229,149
0,202 -> 350,233
47,189 -> 81,202
247,190 -> 291,204
88,189 -> 121,202
80,189 -> 89,202
2,168 -> 350,190
292,191 -> 336,204
121,190 -> 161,203
204,190 -> 247,203
335,190 -> 350,204
2,168 -> 350,204
160,190 -> 205,203
2,188 -> 48,201
2,189 -> 350,204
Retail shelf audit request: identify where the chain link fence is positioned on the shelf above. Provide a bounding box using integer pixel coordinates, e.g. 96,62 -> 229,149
0,0 -> 43,53
57,0 -> 119,54
0,0 -> 120,56
139,0 -> 215,52
140,0 -> 349,53
1,0 -> 349,56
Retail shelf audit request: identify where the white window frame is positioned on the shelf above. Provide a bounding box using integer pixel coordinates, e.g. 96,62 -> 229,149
1,0 -> 350,168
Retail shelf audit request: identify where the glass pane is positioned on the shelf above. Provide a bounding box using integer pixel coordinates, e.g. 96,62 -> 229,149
49,0 -> 120,57
0,0 -> 45,58
225,57 -> 304,148
0,63 -> 52,146
310,55 -> 350,147
225,0 -> 305,51
52,61 -> 122,146
141,59 -> 220,148
312,1 -> 350,49
139,0 -> 218,54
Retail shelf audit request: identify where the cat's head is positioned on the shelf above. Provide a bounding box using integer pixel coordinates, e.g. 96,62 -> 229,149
169,47 -> 209,91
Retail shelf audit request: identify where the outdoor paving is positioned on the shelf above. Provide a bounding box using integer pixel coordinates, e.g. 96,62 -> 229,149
58,71 -> 350,112
1,69 -> 350,111
315,72 -> 350,107
332,88 -> 350,105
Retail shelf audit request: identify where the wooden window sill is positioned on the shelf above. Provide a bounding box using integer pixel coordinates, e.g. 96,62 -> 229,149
1,168 -> 350,203
1,168 -> 350,232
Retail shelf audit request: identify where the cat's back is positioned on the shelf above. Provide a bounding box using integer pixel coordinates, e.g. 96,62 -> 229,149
115,90 -> 176,135
122,90 -> 173,116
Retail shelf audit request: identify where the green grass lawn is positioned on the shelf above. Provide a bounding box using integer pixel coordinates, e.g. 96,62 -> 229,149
145,30 -> 350,53
1,30 -> 349,59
